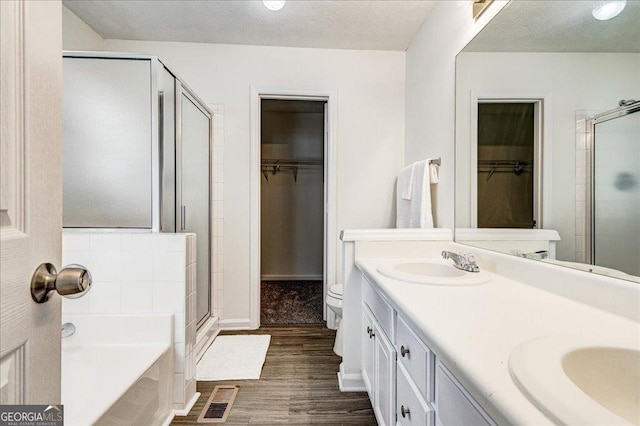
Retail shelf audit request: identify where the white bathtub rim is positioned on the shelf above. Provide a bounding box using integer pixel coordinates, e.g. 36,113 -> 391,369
63,345 -> 171,426
61,314 -> 173,426
62,313 -> 174,346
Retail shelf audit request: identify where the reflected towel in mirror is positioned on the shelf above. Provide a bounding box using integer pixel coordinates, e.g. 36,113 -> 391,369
398,163 -> 415,200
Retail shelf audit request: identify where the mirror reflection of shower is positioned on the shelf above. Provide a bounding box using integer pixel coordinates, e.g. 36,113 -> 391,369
588,100 -> 640,278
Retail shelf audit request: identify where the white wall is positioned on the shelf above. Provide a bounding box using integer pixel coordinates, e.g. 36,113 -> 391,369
62,5 -> 104,51
455,52 -> 640,260
100,39 -> 406,323
404,1 -> 508,228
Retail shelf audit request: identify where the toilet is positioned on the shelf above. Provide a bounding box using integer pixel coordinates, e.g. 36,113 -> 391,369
326,283 -> 343,356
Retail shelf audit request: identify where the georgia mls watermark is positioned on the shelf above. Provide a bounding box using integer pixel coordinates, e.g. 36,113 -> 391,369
0,405 -> 63,426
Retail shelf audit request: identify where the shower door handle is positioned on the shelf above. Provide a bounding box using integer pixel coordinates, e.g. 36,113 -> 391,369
181,205 -> 186,231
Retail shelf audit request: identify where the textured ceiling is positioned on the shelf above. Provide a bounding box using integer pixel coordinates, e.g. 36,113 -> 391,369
63,0 -> 436,51
464,0 -> 640,53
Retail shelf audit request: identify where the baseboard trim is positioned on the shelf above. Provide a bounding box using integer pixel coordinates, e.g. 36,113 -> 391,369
337,363 -> 366,392
195,316 -> 220,362
160,411 -> 175,426
173,392 -> 201,417
261,275 -> 323,281
196,327 -> 220,363
219,318 -> 255,330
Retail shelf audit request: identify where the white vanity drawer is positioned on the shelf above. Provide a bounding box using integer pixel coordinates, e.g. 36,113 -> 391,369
397,363 -> 434,426
396,315 -> 435,402
363,276 -> 394,340
435,361 -> 495,426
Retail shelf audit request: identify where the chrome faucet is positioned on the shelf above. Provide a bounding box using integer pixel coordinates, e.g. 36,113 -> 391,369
511,250 -> 550,260
441,251 -> 480,273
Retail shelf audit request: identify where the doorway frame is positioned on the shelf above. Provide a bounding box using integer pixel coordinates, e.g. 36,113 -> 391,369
250,87 -> 338,329
470,92 -> 553,229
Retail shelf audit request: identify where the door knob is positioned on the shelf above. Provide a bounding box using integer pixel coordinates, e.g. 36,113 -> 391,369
31,263 -> 92,303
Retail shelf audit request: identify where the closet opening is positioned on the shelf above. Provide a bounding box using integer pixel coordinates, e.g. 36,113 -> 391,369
259,99 -> 327,325
475,100 -> 543,228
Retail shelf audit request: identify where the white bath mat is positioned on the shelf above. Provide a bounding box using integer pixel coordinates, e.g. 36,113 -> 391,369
197,335 -> 271,381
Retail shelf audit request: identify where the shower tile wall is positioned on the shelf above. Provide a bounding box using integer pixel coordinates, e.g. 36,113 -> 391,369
211,104 -> 225,320
62,232 -> 197,411
575,114 -> 589,263
575,111 -> 602,263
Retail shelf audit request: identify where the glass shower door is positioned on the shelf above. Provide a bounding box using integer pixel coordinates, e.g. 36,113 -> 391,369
63,57 -> 153,228
592,109 -> 640,276
179,89 -> 212,325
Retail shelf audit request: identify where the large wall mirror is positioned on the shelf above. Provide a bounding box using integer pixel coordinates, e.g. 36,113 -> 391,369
455,1 -> 640,283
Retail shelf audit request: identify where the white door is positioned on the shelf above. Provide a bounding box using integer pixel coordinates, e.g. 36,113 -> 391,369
1,0 -> 63,404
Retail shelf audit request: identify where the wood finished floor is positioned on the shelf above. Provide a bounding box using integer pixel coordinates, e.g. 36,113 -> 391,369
171,326 -> 376,425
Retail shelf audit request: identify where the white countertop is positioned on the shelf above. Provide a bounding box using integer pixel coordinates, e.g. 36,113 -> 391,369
356,257 -> 640,425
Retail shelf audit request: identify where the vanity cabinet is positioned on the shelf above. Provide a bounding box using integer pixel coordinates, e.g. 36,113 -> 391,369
362,306 -> 375,397
397,363 -> 434,426
395,315 -> 435,426
362,280 -> 397,426
434,361 -> 495,426
373,320 -> 396,426
361,276 -> 494,426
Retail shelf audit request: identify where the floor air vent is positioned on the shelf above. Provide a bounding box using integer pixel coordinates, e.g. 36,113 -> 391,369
197,385 -> 239,423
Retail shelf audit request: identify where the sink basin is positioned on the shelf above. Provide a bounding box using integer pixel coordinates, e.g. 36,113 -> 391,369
376,260 -> 491,286
509,334 -> 640,425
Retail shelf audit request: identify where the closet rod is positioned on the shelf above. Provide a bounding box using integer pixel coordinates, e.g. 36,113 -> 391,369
477,160 -> 532,166
261,158 -> 323,167
261,159 -> 323,183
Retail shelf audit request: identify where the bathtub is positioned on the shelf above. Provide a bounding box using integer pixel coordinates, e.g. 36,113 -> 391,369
62,314 -> 173,426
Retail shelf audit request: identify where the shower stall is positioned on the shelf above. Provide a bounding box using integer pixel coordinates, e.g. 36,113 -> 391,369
588,100 -> 640,277
63,52 -> 213,325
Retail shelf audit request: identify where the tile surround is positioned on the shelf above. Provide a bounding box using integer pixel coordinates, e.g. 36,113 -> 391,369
574,111 -> 602,263
210,104 -> 224,319
62,231 -> 197,411
575,113 -> 589,263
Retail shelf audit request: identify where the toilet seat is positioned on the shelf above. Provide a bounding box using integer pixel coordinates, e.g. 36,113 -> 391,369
328,283 -> 343,299
326,283 -> 344,356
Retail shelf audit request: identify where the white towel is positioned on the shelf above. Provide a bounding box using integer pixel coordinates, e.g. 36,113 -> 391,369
396,159 -> 436,228
429,163 -> 440,184
397,163 -> 415,200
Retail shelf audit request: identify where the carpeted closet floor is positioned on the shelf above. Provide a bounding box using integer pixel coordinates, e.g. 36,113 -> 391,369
260,281 -> 324,325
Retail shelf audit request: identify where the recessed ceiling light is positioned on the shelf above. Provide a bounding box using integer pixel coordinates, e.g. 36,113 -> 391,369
592,0 -> 627,21
263,0 -> 286,12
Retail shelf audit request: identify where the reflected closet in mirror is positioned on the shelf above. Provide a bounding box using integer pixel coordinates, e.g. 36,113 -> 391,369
454,1 -> 640,283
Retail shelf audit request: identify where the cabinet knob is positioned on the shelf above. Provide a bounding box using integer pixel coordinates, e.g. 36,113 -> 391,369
401,345 -> 410,357
366,326 -> 372,335
401,405 -> 410,418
